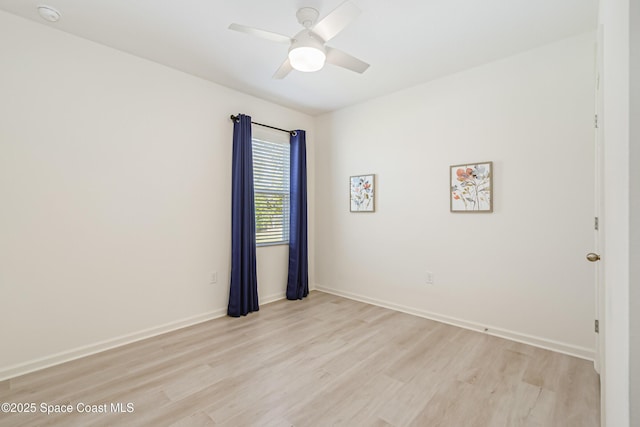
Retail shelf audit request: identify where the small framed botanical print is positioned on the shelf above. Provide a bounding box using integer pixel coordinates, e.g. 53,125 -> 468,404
450,162 -> 493,213
350,174 -> 375,212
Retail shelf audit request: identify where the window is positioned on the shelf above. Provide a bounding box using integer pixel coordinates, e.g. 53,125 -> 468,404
252,137 -> 290,246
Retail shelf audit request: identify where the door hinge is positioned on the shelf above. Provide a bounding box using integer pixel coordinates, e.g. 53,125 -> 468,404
595,319 -> 599,333
595,217 -> 599,230
595,114 -> 599,128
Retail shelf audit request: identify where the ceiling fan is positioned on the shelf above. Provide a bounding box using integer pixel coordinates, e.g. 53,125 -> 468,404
229,1 -> 369,79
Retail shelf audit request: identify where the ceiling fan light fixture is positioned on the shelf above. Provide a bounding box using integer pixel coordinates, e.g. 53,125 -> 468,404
288,31 -> 326,72
289,46 -> 326,72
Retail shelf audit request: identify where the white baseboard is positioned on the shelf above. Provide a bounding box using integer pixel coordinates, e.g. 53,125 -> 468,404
261,292 -> 287,305
316,286 -> 595,361
1,294 -> 289,382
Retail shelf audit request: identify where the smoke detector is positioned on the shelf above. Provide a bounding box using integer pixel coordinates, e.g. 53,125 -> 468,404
37,5 -> 61,22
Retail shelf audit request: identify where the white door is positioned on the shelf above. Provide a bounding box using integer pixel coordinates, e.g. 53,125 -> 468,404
592,63 -> 603,374
592,25 -> 605,423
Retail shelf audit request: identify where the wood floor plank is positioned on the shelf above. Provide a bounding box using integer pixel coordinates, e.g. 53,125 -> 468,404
0,291 -> 600,426
0,380 -> 9,396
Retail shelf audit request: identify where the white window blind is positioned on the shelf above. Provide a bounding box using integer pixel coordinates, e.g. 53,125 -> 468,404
252,137 -> 290,246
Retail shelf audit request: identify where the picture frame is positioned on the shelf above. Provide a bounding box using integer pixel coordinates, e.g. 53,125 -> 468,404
350,174 -> 375,212
450,161 -> 493,213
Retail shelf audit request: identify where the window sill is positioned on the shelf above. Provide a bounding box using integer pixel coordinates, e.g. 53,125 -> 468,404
257,242 -> 289,248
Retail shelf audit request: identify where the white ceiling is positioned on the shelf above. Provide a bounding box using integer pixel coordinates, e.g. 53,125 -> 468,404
0,0 -> 597,116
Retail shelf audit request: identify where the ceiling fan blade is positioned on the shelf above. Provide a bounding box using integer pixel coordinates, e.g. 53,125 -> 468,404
312,1 -> 361,42
273,58 -> 293,79
228,23 -> 291,44
325,47 -> 369,74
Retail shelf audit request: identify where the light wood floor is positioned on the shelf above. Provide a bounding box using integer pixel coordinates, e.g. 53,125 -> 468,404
0,291 -> 599,427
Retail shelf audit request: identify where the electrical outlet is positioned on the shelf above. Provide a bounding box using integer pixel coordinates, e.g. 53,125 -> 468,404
426,272 -> 434,285
210,271 -> 218,284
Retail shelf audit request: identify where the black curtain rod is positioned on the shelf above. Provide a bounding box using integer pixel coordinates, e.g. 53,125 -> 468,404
229,115 -> 297,136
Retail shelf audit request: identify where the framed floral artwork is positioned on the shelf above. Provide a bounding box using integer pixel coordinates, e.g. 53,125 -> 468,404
450,162 -> 493,213
350,174 -> 375,212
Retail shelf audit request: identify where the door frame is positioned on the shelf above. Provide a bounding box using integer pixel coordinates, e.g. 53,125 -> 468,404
594,23 -> 606,423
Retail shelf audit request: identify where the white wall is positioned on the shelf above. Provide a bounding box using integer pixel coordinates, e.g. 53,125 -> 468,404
600,0 -> 631,425
631,1 -> 640,423
315,32 -> 596,358
0,11 -> 315,379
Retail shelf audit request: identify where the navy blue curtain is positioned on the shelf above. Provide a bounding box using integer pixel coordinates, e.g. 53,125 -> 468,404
286,130 -> 309,300
228,114 -> 259,317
